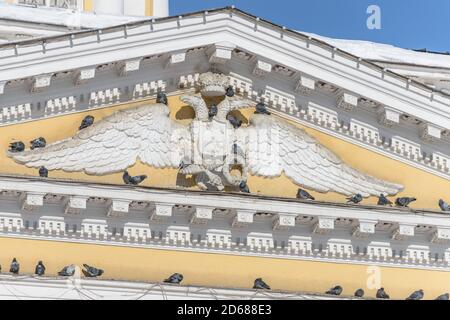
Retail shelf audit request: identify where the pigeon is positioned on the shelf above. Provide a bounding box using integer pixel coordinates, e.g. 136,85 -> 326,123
396,197 -> 417,208
326,285 -> 343,296
9,141 -> 25,153
239,181 -> 250,193
10,258 -> 20,274
58,264 -> 76,277
39,167 -> 49,178
255,103 -> 271,115
79,115 -> 95,130
376,287 -> 390,299
227,114 -> 243,129
347,194 -> 363,204
156,92 -> 168,105
406,289 -> 424,300
82,264 -> 104,278
253,278 -> 271,290
226,86 -> 235,97
35,261 -> 46,276
354,289 -> 365,298
164,273 -> 184,284
439,199 -> 450,212
123,171 -> 148,186
209,105 -> 218,119
30,137 -> 47,150
378,194 -> 393,206
435,293 -> 449,300
297,189 -> 315,201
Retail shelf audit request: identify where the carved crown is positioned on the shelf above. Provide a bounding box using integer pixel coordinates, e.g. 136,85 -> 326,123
198,72 -> 229,97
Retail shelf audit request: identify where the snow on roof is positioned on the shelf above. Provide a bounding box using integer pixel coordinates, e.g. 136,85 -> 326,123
304,32 -> 450,70
0,3 -> 147,30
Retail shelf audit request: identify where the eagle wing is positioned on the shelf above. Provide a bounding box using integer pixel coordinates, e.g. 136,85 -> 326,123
9,104 -> 191,175
180,94 -> 209,121
240,114 -> 403,197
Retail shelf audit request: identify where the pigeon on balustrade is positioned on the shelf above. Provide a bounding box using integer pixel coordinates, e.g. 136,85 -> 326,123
253,278 -> 271,290
9,141 -> 25,153
347,194 -> 363,204
83,264 -> 104,278
435,293 -> 449,300
123,171 -> 148,186
39,167 -> 48,178
326,285 -> 343,296
79,115 -> 95,130
227,114 -> 243,129
209,105 -> 218,119
58,264 -> 76,277
439,199 -> 450,212
10,258 -> 20,275
239,181 -> 250,194
255,102 -> 271,115
354,289 -> 365,298
156,92 -> 168,105
406,289 -> 424,300
378,194 -> 393,206
297,189 -> 315,201
164,273 -> 184,284
30,137 -> 47,150
376,287 -> 390,299
226,86 -> 235,97
395,197 -> 417,208
35,261 -> 46,276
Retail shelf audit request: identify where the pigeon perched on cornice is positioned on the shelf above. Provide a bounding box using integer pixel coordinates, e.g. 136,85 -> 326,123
326,285 -> 343,296
83,264 -> 104,277
30,137 -> 46,150
354,289 -> 365,298
123,171 -> 147,186
396,197 -> 417,208
297,189 -> 315,201
347,194 -> 363,204
439,199 -> 450,212
406,289 -> 424,300
35,261 -> 46,276
39,166 -> 48,178
253,278 -> 271,290
156,92 -> 168,105
435,293 -> 449,300
239,181 -> 250,193
376,288 -> 390,299
209,105 -> 218,119
79,115 -> 95,130
255,102 -> 271,115
226,86 -> 235,97
58,264 -> 76,277
164,273 -> 183,284
378,194 -> 393,206
227,114 -> 243,129
10,258 -> 19,274
9,141 -> 25,153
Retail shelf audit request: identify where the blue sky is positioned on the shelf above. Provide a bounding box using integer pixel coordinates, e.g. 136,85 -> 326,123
170,0 -> 450,52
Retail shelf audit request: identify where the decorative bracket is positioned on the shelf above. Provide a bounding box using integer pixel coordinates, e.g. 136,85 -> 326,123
352,220 -> 377,239
232,210 -> 256,228
21,192 -> 45,211
295,75 -> 315,95
313,217 -> 335,235
75,68 -> 96,85
391,224 -> 415,241
253,59 -> 272,77
273,214 -> 296,230
150,203 -> 174,222
107,199 -> 131,217
191,206 -> 214,225
65,196 -> 89,215
207,42 -> 236,65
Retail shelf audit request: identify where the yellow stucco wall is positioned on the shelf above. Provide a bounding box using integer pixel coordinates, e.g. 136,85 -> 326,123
0,236 -> 448,299
83,0 -> 93,12
0,95 -> 449,211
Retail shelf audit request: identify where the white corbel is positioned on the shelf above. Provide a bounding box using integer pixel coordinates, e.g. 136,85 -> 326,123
165,51 -> 186,68
253,59 -> 272,77
313,217 -> 335,235
273,214 -> 296,230
191,206 -> 214,225
207,42 -> 236,64
377,106 -> 401,127
295,75 -> 315,95
430,227 -> 450,244
391,223 -> 415,241
232,210 -> 256,228
31,74 -> 52,92
75,68 -> 96,85
150,203 -> 174,222
336,90 -> 358,111
0,81 -> 6,95
21,192 -> 45,211
107,199 -> 131,217
352,219 -> 377,239
65,196 -> 89,215
118,59 -> 141,76
419,123 -> 443,142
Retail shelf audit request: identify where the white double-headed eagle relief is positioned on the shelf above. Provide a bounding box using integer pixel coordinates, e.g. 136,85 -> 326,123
8,72 -> 403,197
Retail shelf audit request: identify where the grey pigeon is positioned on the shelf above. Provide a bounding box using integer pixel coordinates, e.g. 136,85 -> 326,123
255,103 -> 271,115
209,105 -> 218,119
156,92 -> 168,105
396,197 -> 417,208
376,287 -> 390,299
378,194 -> 393,206
347,194 -> 363,204
239,181 -> 250,193
226,86 -> 235,97
79,115 -> 95,130
9,141 -> 25,153
123,171 -> 148,186
297,189 -> 315,201
58,264 -> 76,277
83,264 -> 104,277
354,289 -> 365,298
39,167 -> 49,178
227,114 -> 243,129
10,258 -> 19,274
439,199 -> 450,212
30,137 -> 46,150
326,285 -> 343,296
406,289 -> 424,300
435,293 -> 449,300
35,261 -> 46,276
253,278 -> 271,290
164,273 -> 184,284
